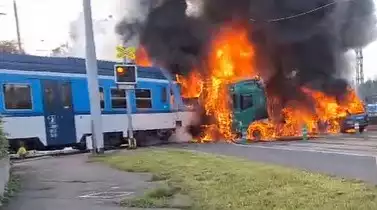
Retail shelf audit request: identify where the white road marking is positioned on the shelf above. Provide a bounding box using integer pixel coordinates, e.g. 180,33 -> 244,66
287,142 -> 377,149
79,191 -> 133,199
232,143 -> 377,158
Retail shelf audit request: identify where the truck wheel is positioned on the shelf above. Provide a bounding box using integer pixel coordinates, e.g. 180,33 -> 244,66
252,130 -> 262,141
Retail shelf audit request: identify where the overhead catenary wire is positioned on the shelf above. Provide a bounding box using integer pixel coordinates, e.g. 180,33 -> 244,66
250,0 -> 352,23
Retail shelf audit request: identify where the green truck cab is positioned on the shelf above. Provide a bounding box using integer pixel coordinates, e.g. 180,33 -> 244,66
229,79 -> 268,135
180,78 -> 269,138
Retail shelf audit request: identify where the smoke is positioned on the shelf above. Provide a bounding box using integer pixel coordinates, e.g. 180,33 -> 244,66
117,0 -> 376,84
67,12 -> 119,60
115,0 -> 377,135
141,0 -> 210,74
114,0 -> 165,47
67,0 -> 156,61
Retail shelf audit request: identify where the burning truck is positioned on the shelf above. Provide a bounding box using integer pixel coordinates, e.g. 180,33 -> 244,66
173,25 -> 368,142
179,70 -> 368,142
115,0 -> 375,142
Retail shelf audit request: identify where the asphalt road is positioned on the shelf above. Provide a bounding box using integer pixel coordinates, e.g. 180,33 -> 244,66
5,131 -> 377,209
5,153 -> 177,210
169,131 -> 377,184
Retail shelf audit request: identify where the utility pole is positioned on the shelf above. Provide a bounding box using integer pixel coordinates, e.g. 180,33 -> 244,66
13,0 -> 22,53
355,48 -> 364,86
83,0 -> 104,154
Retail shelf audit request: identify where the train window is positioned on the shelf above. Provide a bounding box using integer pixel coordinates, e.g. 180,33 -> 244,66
161,87 -> 167,103
111,88 -> 127,109
240,94 -> 253,110
135,89 -> 152,108
3,84 -> 32,110
60,83 -> 72,108
136,89 -> 151,98
99,87 -> 105,109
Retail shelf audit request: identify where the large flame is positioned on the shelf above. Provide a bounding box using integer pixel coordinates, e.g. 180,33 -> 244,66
173,24 -> 365,142
176,25 -> 258,141
248,87 -> 365,140
176,71 -> 204,98
197,25 -> 258,141
136,46 -> 152,67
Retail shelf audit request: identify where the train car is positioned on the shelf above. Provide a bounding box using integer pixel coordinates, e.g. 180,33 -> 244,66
0,53 -> 193,151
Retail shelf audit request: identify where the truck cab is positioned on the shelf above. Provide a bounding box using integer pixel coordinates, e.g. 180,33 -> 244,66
229,79 -> 268,134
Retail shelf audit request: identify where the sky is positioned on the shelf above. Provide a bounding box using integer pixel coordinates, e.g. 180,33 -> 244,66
0,0 -> 376,80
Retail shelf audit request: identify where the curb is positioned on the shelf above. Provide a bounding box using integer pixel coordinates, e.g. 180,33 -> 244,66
10,150 -> 85,161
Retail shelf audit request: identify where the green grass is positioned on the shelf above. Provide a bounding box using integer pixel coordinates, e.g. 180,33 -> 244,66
93,149 -> 377,210
121,184 -> 184,208
0,172 -> 21,207
0,118 -> 9,158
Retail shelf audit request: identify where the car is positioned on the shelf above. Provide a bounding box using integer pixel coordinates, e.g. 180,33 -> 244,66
340,112 -> 369,133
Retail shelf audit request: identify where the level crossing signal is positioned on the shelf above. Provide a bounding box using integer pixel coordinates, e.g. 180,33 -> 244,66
114,64 -> 138,85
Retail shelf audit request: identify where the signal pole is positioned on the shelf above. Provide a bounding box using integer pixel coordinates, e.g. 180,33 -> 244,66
124,58 -> 135,144
125,86 -> 134,143
83,0 -> 104,154
114,64 -> 138,149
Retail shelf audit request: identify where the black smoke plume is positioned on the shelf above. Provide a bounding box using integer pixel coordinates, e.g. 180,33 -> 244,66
116,0 -> 376,136
117,0 -> 376,81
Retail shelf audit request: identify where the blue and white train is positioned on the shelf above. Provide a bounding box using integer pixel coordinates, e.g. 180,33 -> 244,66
0,53 -> 193,151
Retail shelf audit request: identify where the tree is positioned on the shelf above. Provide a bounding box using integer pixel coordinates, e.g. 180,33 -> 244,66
359,79 -> 377,99
0,40 -> 23,54
51,43 -> 69,57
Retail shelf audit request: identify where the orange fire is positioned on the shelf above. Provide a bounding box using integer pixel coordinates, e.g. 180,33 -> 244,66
302,87 -> 364,133
173,24 -> 365,142
136,46 -> 152,67
176,71 -> 204,98
200,25 -> 258,140
247,87 -> 365,140
247,105 -> 317,141
176,25 -> 258,141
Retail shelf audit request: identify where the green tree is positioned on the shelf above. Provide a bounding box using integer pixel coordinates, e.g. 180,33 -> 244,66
51,43 -> 69,57
359,80 -> 377,99
0,40 -> 23,54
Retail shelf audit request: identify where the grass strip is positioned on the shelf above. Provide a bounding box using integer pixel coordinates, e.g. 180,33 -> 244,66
94,149 -> 377,210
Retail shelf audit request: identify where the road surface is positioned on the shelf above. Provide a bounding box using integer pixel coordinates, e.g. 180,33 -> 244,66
5,132 -> 377,209
4,153 -> 177,210
169,131 -> 377,184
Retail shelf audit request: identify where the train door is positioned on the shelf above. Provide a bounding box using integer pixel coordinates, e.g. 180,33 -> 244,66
42,80 -> 76,147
